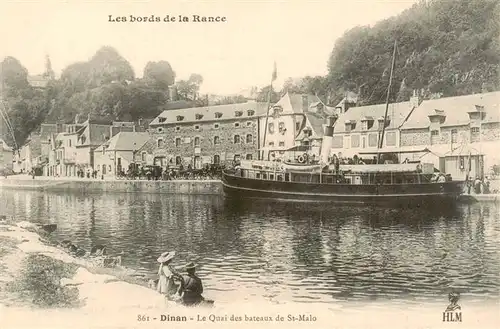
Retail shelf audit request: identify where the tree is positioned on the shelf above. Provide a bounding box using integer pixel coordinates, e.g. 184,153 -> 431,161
143,61 -> 176,91
0,56 -> 30,94
176,73 -> 204,100
256,85 -> 280,103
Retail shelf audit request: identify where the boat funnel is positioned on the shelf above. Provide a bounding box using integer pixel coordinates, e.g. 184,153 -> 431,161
320,126 -> 334,164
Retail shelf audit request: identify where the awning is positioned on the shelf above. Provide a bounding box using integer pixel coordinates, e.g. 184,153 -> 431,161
357,147 -> 431,155
286,145 -> 311,152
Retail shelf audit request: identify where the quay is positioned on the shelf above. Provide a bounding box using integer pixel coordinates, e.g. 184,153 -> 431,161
0,175 -> 222,195
1,175 -> 499,203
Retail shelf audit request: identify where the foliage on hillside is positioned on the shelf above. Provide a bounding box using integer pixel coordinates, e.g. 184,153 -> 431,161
0,47 -> 206,148
286,0 -> 500,106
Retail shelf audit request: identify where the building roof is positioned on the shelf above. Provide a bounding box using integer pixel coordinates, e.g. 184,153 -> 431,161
400,91 -> 500,130
156,100 -> 198,112
274,92 -> 336,116
150,101 -> 269,126
333,101 -> 414,134
296,112 -> 326,141
40,123 -> 66,142
95,132 -> 150,152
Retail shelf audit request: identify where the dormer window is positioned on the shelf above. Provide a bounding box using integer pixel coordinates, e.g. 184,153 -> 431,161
428,109 -> 446,124
247,110 -> 255,116
195,114 -> 203,120
176,115 -> 184,121
272,105 -> 283,117
345,120 -> 356,132
159,117 -> 166,123
215,112 -> 223,119
234,111 -> 243,117
468,105 -> 486,121
361,116 -> 374,130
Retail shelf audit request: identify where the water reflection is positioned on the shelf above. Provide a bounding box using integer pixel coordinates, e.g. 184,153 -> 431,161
1,190 -> 499,304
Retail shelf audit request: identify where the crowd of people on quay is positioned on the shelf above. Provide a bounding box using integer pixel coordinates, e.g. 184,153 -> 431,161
466,175 -> 495,194
115,163 -> 225,180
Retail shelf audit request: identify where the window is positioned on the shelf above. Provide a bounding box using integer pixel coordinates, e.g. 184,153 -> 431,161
194,137 -> 200,147
194,125 -> 200,130
159,117 -> 166,123
431,130 -> 439,136
214,136 -> 220,145
157,127 -> 163,133
176,115 -> 184,121
451,129 -> 458,143
351,135 -> 360,148
345,123 -> 352,132
215,112 -> 223,119
234,122 -> 240,128
278,122 -> 285,133
157,138 -> 164,148
471,127 -> 480,142
246,121 -> 252,127
175,126 -> 180,131
246,154 -> 253,160
386,132 -> 396,146
175,156 -> 182,165
268,123 -> 275,134
361,121 -> 368,131
195,114 -> 203,120
234,135 -> 241,144
296,122 -> 301,131
68,140 -> 72,147
234,154 -> 241,162
279,141 -> 285,147
332,136 -> 343,148
247,110 -> 255,116
246,134 -> 253,143
213,154 -> 220,164
269,142 -> 275,146
214,123 -> 220,129
234,111 -> 243,117
368,133 -> 378,147
141,152 -> 146,162
175,138 -> 181,147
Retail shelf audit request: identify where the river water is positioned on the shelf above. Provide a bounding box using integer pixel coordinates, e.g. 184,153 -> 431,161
1,189 -> 499,306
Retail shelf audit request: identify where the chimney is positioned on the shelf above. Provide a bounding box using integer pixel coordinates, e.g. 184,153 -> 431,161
302,95 -> 309,112
409,89 -> 422,108
168,85 -> 178,101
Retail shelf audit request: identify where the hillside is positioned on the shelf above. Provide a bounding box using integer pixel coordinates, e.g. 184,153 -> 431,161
326,0 -> 500,105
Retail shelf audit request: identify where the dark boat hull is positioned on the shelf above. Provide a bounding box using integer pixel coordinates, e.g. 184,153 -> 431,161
222,172 -> 464,208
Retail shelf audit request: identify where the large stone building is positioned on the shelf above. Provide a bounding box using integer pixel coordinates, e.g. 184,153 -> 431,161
258,92 -> 337,160
399,91 -> 500,179
94,132 -> 150,177
147,101 -> 268,168
330,93 -> 421,158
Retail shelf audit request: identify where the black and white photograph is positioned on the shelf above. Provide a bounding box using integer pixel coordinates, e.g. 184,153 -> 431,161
0,0 -> 499,328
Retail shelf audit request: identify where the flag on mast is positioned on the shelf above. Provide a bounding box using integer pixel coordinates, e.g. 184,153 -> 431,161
272,61 -> 277,82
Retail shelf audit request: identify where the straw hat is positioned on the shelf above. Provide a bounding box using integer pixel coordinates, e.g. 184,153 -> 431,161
185,262 -> 196,270
157,251 -> 176,263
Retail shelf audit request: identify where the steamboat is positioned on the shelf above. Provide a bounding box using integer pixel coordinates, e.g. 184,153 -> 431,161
221,156 -> 464,207
222,41 -> 465,207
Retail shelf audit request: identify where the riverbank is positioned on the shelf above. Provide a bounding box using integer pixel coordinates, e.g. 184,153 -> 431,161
0,175 -> 222,195
0,221 -> 498,329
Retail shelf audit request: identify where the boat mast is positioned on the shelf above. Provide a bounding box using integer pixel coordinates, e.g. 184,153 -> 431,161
377,40 -> 397,164
261,62 -> 276,161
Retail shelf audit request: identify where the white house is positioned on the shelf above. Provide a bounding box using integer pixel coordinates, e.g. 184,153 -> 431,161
94,132 -> 150,176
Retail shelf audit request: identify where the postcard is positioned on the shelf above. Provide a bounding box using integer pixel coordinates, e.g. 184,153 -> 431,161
0,0 -> 499,328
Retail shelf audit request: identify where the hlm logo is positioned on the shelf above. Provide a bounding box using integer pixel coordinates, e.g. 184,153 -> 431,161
442,292 -> 462,322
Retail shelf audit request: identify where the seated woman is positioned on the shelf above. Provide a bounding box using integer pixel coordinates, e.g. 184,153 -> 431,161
179,262 -> 205,306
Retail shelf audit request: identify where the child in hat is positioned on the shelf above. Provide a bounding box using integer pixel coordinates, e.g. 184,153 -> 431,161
157,251 -> 182,300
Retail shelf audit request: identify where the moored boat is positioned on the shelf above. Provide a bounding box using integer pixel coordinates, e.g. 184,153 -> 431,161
222,159 -> 464,207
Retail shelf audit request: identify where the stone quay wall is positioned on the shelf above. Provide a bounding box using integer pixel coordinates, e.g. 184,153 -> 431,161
0,177 -> 223,195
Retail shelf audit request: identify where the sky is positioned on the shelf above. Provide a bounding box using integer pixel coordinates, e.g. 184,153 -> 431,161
1,0 -> 418,95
